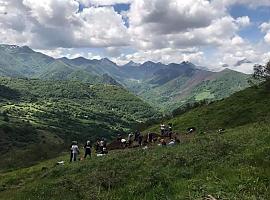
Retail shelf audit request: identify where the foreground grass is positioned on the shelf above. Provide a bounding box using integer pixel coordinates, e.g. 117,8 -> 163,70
0,122 -> 269,200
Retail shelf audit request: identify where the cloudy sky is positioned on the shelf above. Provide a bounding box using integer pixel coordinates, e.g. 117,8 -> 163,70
0,0 -> 270,73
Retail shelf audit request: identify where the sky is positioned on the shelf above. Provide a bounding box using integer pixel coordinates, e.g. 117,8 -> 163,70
0,0 -> 270,73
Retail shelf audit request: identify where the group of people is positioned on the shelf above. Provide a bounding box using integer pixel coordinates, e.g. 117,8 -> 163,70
69,123 -> 181,162
117,130 -> 144,147
70,137 -> 108,162
160,123 -> 173,138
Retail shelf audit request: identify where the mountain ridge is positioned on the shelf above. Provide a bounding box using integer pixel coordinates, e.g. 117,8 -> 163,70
0,44 -> 251,111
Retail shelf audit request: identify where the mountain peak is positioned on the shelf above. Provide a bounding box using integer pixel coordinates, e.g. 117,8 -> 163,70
141,61 -> 159,66
0,44 -> 34,53
180,61 -> 195,66
123,60 -> 141,67
100,58 -> 116,65
221,68 -> 239,74
72,56 -> 89,62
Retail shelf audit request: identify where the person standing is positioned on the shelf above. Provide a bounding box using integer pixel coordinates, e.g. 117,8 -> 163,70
160,124 -> 165,136
168,123 -> 173,139
147,132 -> 153,143
134,130 -> 140,141
127,133 -> 133,146
84,140 -> 92,159
70,141 -> 79,162
138,135 -> 143,146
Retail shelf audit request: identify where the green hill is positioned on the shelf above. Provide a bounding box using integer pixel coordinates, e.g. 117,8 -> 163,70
0,45 -> 121,86
0,84 -> 269,199
133,68 -> 250,111
0,77 -> 160,169
148,83 -> 270,133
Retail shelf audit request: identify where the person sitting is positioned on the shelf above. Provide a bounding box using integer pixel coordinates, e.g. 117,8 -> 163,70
117,134 -> 122,142
84,140 -> 92,159
174,136 -> 180,144
187,127 -> 196,134
160,138 -> 166,146
102,147 -> 108,154
218,128 -> 225,134
70,141 -> 79,162
121,138 -> 127,148
168,139 -> 175,146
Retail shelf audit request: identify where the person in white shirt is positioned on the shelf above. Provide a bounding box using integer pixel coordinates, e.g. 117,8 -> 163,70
70,141 -> 79,162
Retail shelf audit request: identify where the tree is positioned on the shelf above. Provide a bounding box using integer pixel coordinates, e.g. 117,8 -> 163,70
253,60 -> 270,82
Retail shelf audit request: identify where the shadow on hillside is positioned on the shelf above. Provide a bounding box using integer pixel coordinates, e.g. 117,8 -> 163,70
0,85 -> 21,100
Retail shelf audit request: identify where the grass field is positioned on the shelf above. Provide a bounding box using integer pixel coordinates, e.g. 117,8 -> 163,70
0,122 -> 269,200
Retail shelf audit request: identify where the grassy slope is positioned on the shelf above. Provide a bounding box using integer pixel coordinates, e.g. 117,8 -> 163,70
147,84 -> 270,133
0,85 -> 269,199
0,122 -> 269,200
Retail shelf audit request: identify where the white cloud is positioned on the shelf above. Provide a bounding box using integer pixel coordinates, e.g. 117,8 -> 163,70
231,36 -> 245,46
260,22 -> 270,45
0,0 -> 130,49
219,0 -> 270,8
128,0 -> 222,35
78,0 -> 133,6
236,16 -> 250,27
264,33 -> 270,44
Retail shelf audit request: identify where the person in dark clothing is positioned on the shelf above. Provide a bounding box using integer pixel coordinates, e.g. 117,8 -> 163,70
117,134 -> 122,142
95,139 -> 101,153
147,132 -> 153,143
84,140 -> 92,158
134,130 -> 140,141
174,136 -> 180,144
127,133 -> 133,146
160,124 -> 165,136
101,137 -> 107,148
138,135 -> 143,146
99,137 -> 107,154
168,123 -> 173,132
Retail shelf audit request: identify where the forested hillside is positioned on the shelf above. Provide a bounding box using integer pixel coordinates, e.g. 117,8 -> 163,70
0,77 -> 160,169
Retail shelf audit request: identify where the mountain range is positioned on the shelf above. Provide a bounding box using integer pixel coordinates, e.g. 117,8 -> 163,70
0,44 -> 251,111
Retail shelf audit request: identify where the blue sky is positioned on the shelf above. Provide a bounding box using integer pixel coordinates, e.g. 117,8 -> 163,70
229,5 -> 270,43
